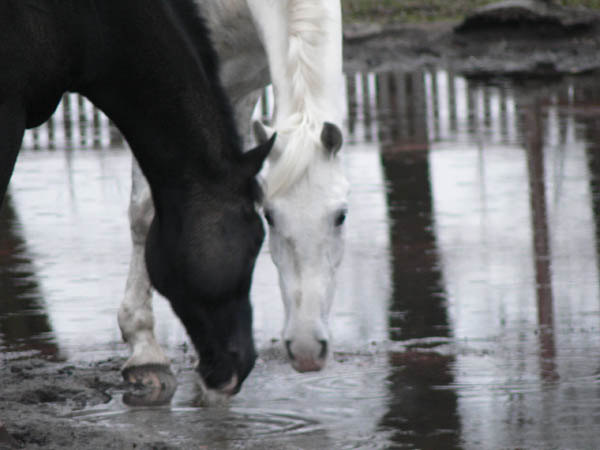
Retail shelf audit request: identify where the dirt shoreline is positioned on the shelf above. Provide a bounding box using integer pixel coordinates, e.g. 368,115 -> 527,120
4,6 -> 600,449
0,357 -> 160,449
343,6 -> 600,75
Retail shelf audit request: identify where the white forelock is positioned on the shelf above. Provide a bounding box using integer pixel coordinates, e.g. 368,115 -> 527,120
264,116 -> 320,199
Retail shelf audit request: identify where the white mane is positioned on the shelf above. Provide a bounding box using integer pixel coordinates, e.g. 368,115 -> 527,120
264,0 -> 341,199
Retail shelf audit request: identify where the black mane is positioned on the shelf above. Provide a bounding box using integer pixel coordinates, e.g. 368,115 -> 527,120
166,0 -> 242,156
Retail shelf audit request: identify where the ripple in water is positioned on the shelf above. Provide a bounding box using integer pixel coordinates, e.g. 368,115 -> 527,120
292,365 -> 389,400
69,404 -> 322,443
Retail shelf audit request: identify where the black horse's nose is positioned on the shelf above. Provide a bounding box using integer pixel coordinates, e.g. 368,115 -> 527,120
228,345 -> 256,387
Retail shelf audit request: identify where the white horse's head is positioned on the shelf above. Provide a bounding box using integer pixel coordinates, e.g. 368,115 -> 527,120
254,119 -> 348,372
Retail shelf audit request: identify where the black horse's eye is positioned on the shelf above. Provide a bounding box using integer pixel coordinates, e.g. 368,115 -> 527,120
334,210 -> 347,227
264,209 -> 274,227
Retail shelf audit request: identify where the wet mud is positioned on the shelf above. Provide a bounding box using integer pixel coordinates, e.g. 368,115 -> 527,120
4,6 -> 600,449
0,358 -> 135,449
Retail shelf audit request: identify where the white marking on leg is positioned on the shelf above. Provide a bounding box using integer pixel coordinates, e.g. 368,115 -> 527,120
118,158 -> 169,369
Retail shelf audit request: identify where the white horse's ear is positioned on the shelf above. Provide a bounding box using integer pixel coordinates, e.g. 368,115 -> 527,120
253,120 -> 276,145
321,122 -> 343,155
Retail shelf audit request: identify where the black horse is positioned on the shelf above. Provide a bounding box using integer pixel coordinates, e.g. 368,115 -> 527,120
0,0 -> 274,399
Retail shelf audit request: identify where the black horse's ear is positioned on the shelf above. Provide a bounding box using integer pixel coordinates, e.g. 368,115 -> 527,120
321,122 -> 343,155
243,132 -> 276,177
253,120 -> 276,145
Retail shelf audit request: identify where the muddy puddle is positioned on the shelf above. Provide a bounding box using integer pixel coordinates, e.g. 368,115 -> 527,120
2,69 -> 600,448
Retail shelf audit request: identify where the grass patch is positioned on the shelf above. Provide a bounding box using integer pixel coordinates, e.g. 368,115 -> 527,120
560,0 -> 600,7
342,0 -> 600,23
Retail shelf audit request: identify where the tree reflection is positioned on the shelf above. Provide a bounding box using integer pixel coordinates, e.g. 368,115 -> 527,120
377,70 -> 449,341
576,76 -> 600,303
373,70 -> 459,448
523,97 -> 558,383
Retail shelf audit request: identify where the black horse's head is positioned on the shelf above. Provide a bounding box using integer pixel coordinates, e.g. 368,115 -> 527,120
144,136 -> 275,399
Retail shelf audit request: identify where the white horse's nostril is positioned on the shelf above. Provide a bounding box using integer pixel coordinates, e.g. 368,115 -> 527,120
318,340 -> 328,359
285,340 -> 295,360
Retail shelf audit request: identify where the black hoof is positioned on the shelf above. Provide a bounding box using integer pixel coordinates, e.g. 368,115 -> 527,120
122,364 -> 177,407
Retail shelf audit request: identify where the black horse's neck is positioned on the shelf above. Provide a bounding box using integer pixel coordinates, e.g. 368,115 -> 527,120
5,0 -> 242,192
77,0 -> 242,193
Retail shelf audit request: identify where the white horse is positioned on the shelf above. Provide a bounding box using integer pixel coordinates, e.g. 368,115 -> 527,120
118,0 -> 348,388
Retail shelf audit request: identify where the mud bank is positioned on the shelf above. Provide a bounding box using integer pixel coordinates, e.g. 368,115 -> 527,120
343,2 -> 600,75
0,357 -> 180,449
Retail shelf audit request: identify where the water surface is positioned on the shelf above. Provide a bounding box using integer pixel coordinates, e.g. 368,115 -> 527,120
2,69 -> 600,448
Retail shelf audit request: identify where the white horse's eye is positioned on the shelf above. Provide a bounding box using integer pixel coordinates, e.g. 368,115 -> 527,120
264,209 -> 275,227
334,210 -> 347,227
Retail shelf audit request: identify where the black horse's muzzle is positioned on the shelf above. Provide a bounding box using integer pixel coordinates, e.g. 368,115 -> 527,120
197,347 -> 256,397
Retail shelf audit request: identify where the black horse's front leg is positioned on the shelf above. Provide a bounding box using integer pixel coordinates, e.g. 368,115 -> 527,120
0,98 -> 25,207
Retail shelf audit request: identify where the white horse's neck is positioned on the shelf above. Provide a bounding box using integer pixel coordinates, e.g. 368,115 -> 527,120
246,0 -> 344,197
278,0 -> 343,127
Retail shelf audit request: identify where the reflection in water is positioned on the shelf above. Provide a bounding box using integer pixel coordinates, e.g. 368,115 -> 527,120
3,69 -> 600,448
21,94 -> 120,150
583,92 -> 600,295
524,99 -> 557,383
0,194 -> 59,358
382,351 -> 460,449
335,74 -> 391,347
426,71 -> 600,448
372,70 -> 458,448
2,147 -> 169,362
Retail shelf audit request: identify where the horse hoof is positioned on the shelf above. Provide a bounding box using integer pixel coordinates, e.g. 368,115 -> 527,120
122,364 -> 177,406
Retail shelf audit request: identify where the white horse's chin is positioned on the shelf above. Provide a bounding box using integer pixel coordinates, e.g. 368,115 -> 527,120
291,356 -> 327,373
195,373 -> 239,406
